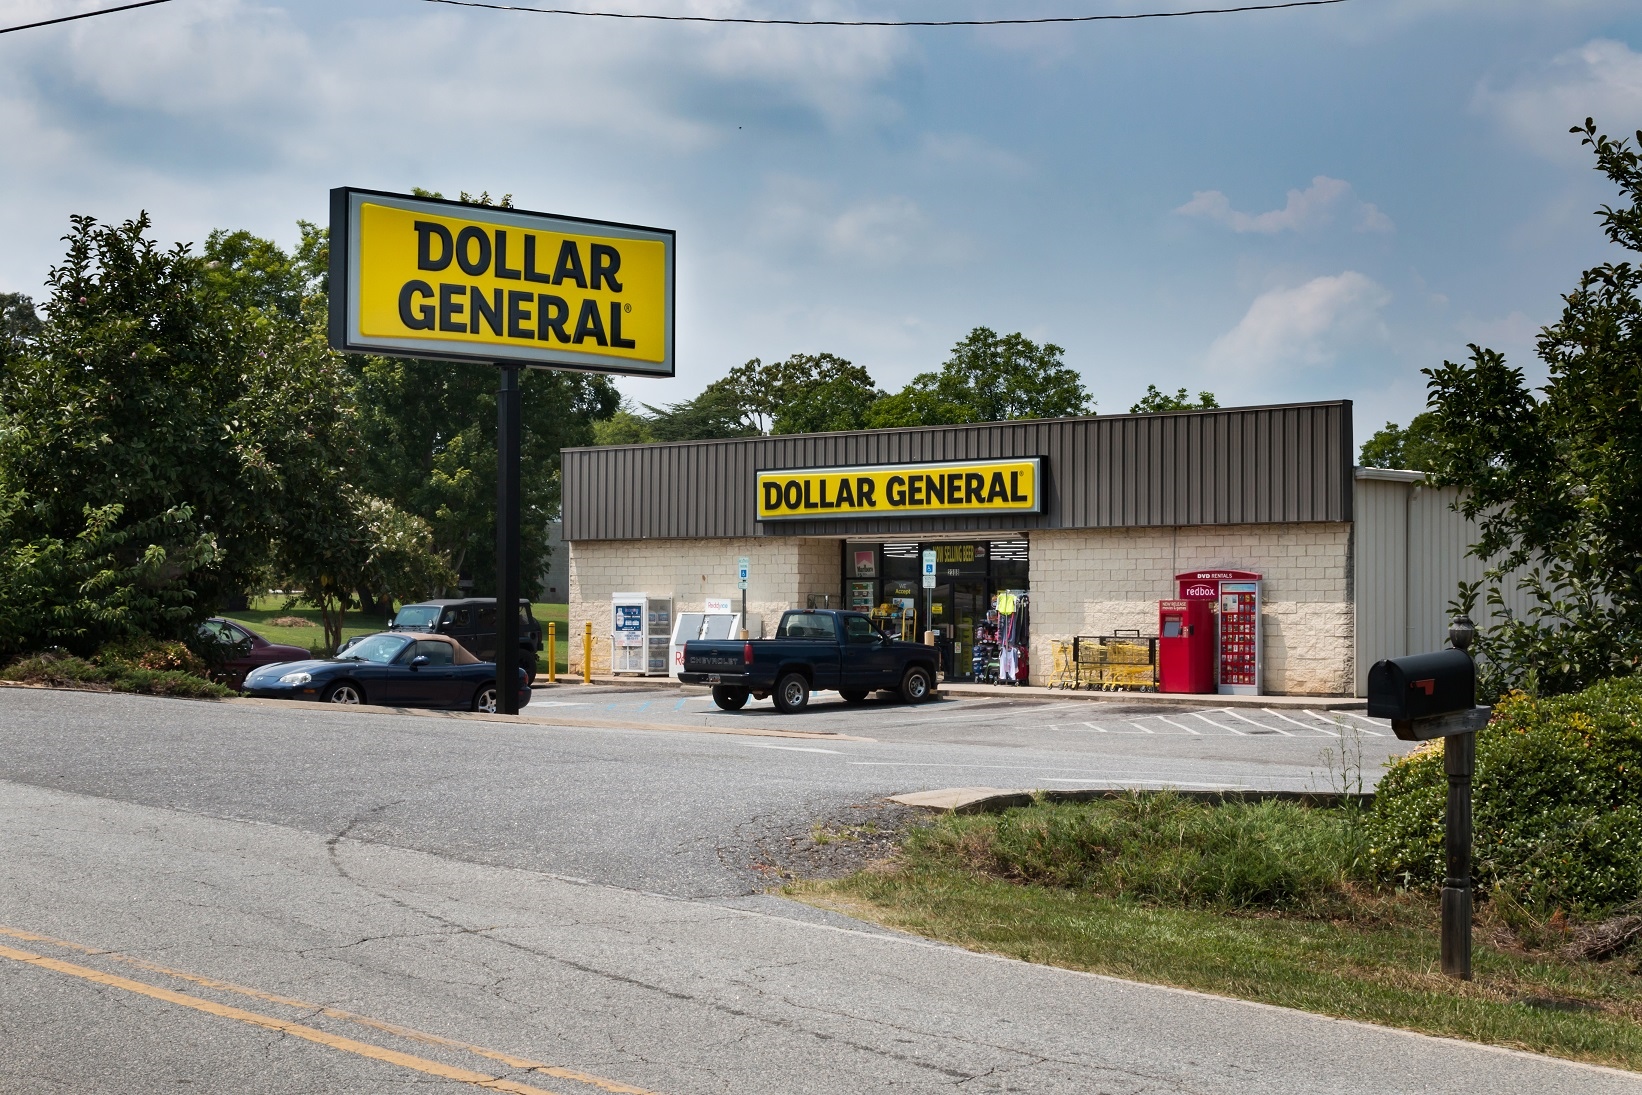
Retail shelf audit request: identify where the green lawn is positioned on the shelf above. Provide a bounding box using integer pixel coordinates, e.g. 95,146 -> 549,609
224,596 -> 570,675
789,796 -> 1642,1072
796,871 -> 1642,1071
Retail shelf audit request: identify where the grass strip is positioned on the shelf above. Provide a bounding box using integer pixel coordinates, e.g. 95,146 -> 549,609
790,796 -> 1642,1071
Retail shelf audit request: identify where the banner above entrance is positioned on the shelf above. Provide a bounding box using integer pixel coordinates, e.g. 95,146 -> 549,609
757,458 -> 1042,521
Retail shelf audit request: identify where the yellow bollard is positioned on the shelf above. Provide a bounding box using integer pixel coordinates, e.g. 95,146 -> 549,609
582,620 -> 593,684
547,622 -> 557,684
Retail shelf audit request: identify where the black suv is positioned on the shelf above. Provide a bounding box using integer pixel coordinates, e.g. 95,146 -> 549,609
390,599 -> 543,679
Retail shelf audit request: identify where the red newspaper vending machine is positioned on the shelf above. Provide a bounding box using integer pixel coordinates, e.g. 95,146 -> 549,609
1174,570 -> 1263,696
1158,599 -> 1216,693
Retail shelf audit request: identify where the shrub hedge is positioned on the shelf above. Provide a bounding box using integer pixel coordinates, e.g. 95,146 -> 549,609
908,792 -> 1370,915
1366,678 -> 1642,916
2,639 -> 233,699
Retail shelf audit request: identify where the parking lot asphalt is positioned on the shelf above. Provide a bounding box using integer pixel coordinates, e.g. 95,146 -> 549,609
0,686 -> 1409,900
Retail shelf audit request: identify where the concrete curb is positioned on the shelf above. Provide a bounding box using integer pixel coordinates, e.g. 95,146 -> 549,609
890,786 -> 1375,814
933,682 -> 1366,709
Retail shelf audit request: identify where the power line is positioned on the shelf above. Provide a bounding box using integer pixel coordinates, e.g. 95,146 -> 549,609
0,0 -> 176,35
414,0 -> 1352,28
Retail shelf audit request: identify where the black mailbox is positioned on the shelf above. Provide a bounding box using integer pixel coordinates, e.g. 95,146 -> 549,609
1367,649 -> 1475,721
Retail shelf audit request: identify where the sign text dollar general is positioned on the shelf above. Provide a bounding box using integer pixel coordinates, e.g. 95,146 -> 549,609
328,188 -> 673,376
757,459 -> 1041,520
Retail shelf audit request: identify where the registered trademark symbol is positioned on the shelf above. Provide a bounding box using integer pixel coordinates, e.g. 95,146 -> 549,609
623,303 -> 632,313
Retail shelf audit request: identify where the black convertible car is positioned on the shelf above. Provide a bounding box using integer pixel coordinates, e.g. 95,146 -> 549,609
243,632 -> 530,713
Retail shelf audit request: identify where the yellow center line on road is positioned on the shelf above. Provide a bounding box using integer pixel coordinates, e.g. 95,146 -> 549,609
0,925 -> 664,1095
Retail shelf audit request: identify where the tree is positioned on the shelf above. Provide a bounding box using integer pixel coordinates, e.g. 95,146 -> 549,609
1358,412 -> 1442,471
0,214 -> 374,651
640,379 -> 762,442
1129,385 -> 1218,414
1420,120 -> 1642,695
720,353 -> 883,435
591,403 -> 657,445
865,327 -> 1091,428
349,354 -> 618,591
0,292 -> 41,364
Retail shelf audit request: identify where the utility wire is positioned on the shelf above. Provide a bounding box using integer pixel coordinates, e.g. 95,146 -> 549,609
414,0 -> 1352,28
0,0 -> 176,35
2,0 -> 1351,35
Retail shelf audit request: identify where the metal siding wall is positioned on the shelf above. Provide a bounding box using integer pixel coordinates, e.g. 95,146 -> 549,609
561,402 -> 1352,540
1349,476 -> 1540,694
1352,478 -> 1409,695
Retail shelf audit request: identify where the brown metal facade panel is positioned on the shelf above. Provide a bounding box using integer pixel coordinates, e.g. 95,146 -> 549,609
559,401 -> 1353,541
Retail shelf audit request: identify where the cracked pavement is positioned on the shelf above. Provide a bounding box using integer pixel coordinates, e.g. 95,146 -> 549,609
1,687 -> 1636,1093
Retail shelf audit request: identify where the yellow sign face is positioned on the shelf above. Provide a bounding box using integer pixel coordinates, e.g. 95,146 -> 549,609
756,459 -> 1042,521
329,188 -> 673,375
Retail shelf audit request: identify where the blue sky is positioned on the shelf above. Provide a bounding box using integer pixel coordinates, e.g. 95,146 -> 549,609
2,0 -> 1640,439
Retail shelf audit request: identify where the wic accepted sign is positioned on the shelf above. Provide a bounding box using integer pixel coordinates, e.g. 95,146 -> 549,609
756,458 -> 1042,521
328,187 -> 674,375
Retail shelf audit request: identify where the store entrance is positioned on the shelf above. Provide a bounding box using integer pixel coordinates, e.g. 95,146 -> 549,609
842,540 -> 1029,681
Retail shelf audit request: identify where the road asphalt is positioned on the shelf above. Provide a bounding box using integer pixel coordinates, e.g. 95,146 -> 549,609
1,686 -> 1634,1093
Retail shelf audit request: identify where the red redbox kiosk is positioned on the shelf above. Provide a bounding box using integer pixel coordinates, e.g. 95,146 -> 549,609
1158,599 -> 1216,693
1174,569 -> 1263,696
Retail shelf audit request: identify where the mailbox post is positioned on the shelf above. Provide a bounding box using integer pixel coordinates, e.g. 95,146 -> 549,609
1442,617 -> 1478,981
1366,617 -> 1490,981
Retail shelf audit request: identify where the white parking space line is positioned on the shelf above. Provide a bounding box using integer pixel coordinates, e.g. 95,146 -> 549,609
1189,711 -> 1245,735
1154,715 -> 1202,736
1221,709 -> 1292,735
1265,708 -> 1337,735
1313,710 -> 1385,736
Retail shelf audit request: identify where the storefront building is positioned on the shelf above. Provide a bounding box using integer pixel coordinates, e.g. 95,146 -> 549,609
565,400 -> 1405,694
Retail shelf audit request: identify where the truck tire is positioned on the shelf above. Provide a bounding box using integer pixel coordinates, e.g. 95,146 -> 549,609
899,666 -> 933,704
773,672 -> 811,714
712,686 -> 749,711
840,690 -> 869,705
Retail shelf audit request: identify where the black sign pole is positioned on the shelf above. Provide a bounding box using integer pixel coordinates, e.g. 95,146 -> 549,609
495,363 -> 522,715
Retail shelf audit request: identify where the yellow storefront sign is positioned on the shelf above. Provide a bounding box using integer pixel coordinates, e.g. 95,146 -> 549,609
329,187 -> 673,376
757,459 -> 1042,521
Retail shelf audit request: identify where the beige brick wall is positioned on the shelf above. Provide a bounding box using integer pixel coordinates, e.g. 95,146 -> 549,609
568,538 -> 839,675
568,523 -> 1354,693
1028,524 -> 1353,695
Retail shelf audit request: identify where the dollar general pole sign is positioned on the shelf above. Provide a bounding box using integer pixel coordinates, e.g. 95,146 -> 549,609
328,188 -> 674,376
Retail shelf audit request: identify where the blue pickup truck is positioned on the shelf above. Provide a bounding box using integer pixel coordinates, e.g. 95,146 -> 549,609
680,609 -> 939,713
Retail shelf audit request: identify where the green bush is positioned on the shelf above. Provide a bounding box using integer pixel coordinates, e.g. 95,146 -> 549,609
2,646 -> 232,698
1366,678 -> 1642,916
907,792 -> 1370,914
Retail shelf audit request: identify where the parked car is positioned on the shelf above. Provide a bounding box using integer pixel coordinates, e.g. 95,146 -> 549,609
680,609 -> 939,713
389,598 -> 543,681
242,632 -> 530,712
197,617 -> 312,689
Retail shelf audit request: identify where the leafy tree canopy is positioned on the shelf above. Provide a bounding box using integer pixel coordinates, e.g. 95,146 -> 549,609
1129,385 -> 1218,414
865,327 -> 1092,428
1420,120 -> 1642,695
0,292 -> 42,364
0,213 -> 369,651
1358,411 -> 1442,471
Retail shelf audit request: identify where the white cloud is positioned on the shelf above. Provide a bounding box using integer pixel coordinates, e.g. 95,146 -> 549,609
755,178 -> 965,266
1176,176 -> 1393,234
1207,272 -> 1391,371
1476,38 -> 1642,158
